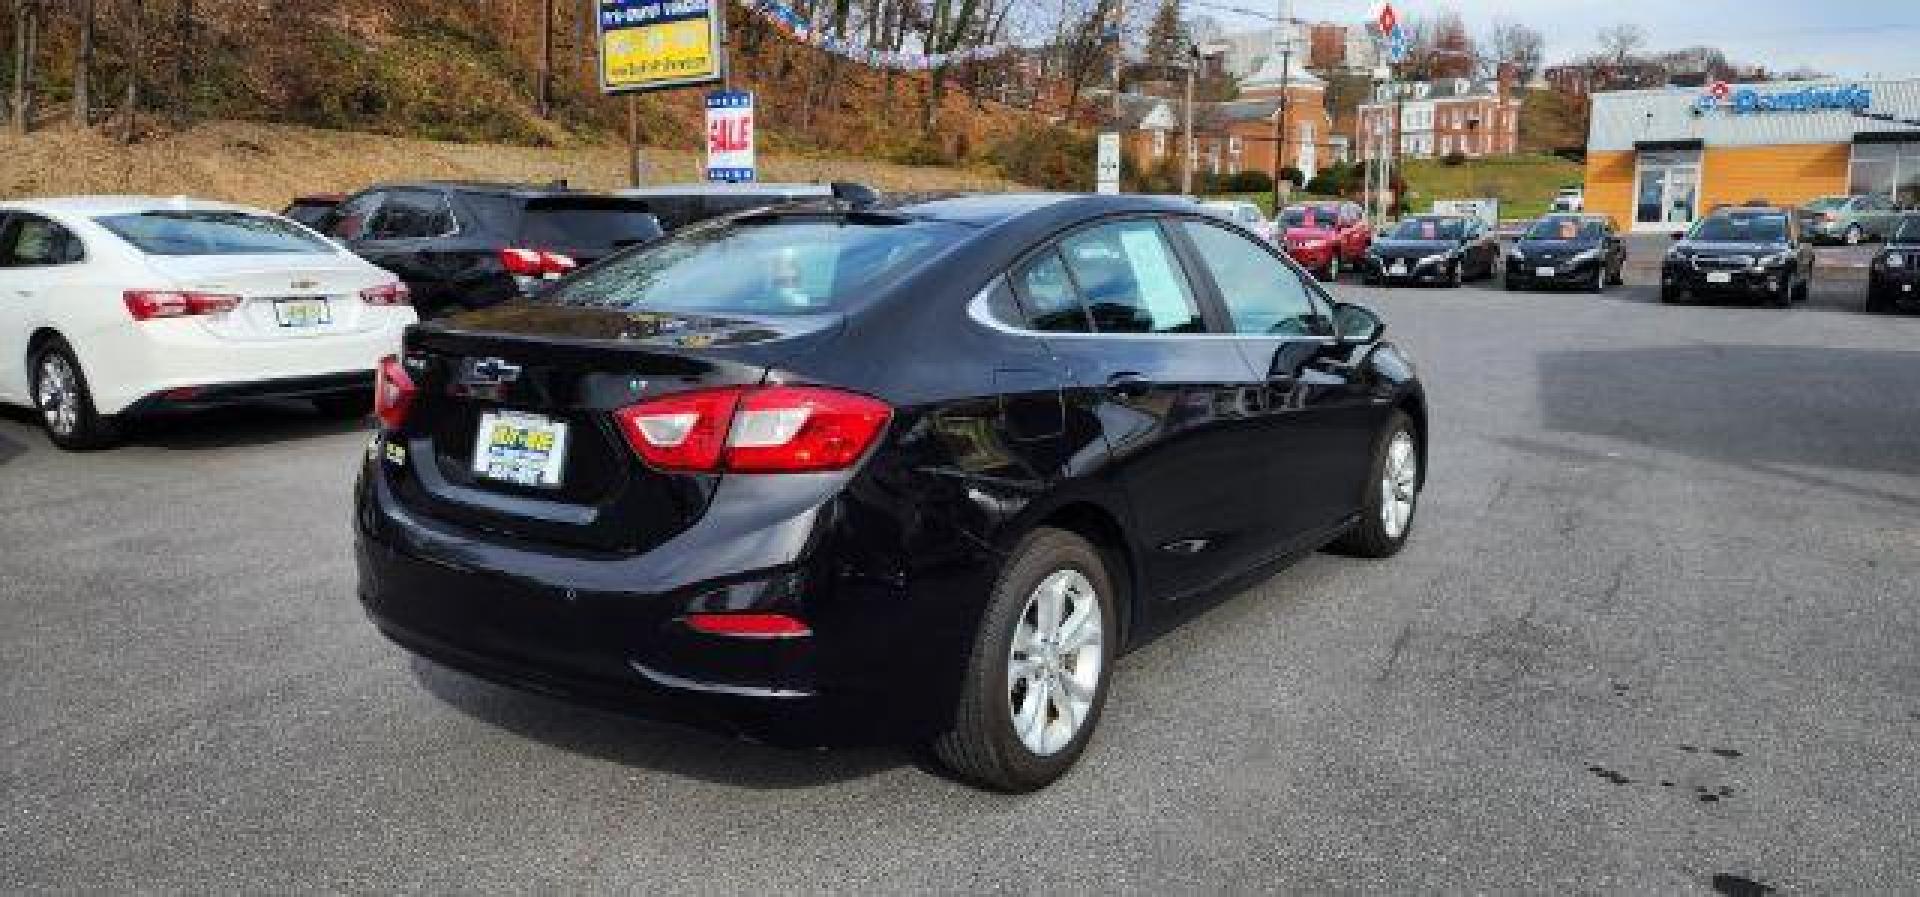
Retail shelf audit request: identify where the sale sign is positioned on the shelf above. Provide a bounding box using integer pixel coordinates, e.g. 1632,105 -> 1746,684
705,90 -> 755,183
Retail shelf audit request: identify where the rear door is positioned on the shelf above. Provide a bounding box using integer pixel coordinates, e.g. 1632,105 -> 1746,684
1014,216 -> 1275,603
0,213 -> 85,401
1172,216 -> 1382,538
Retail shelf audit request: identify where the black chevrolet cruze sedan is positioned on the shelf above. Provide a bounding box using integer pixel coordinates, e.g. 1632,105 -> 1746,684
354,193 -> 1428,791
1866,212 -> 1920,313
1661,205 -> 1813,307
1361,214 -> 1500,287
1503,214 -> 1626,292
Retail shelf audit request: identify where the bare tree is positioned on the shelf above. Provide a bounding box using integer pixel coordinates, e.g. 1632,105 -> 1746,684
1484,19 -> 1543,82
9,0 -> 39,133
74,0 -> 95,126
1597,23 -> 1647,67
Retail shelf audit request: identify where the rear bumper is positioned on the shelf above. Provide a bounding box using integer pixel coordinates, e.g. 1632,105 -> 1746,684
1285,245 -> 1336,269
82,309 -> 413,415
353,447 -> 987,745
122,370 -> 373,415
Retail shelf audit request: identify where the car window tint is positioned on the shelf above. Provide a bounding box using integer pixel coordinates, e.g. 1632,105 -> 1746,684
1058,220 -> 1203,334
368,191 -> 452,239
327,193 -> 383,240
1015,250 -> 1091,332
1180,219 -> 1327,337
0,215 -> 83,266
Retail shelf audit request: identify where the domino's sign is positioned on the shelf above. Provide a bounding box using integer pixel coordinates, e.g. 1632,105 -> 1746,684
1696,80 -> 1873,115
706,90 -> 755,183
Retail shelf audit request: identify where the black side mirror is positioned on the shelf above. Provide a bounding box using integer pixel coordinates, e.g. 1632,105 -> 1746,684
1332,302 -> 1385,343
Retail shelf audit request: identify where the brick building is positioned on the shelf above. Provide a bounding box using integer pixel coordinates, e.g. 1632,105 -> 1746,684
1355,75 -> 1522,161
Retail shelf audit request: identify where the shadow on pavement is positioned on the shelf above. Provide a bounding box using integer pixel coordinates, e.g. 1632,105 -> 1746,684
1537,345 -> 1920,499
122,400 -> 373,450
409,657 -> 913,790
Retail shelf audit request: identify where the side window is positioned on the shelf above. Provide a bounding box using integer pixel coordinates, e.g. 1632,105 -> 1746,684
1057,220 -> 1204,334
1014,250 -> 1091,333
326,192 -> 383,241
0,215 -> 84,267
1178,219 -> 1329,337
367,191 -> 453,240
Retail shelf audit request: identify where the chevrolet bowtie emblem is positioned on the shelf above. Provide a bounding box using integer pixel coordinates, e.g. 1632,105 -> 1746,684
461,357 -> 522,386
291,279 -> 319,290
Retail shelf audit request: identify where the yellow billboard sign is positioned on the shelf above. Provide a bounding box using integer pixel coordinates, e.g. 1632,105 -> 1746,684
598,0 -> 726,94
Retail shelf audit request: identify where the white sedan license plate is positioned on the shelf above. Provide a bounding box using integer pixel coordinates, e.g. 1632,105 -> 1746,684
1535,266 -> 1556,277
472,410 -> 569,487
272,297 -> 332,328
1389,262 -> 1408,276
1706,272 -> 1734,284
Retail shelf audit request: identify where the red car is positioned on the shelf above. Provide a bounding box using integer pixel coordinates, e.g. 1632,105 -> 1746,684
1280,201 -> 1373,281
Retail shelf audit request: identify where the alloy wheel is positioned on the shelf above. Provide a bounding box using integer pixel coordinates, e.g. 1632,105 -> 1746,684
1007,569 -> 1103,757
35,354 -> 80,437
1380,430 -> 1418,539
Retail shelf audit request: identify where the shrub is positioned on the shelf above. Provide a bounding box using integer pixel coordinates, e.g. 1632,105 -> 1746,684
1442,150 -> 1468,167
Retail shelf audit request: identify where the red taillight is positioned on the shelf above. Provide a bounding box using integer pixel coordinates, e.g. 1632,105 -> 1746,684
374,355 -> 416,430
360,281 -> 412,306
123,290 -> 240,320
684,612 -> 812,638
613,385 -> 891,474
499,247 -> 577,277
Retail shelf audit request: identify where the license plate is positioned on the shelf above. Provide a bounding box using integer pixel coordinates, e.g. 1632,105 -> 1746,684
273,297 -> 332,328
1535,266 -> 1556,277
1389,262 -> 1408,275
1905,284 -> 1914,293
472,410 -> 569,487
1706,272 -> 1733,284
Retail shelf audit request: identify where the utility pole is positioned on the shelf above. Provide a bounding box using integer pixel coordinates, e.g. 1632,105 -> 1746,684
1268,0 -> 1292,214
1181,44 -> 1196,196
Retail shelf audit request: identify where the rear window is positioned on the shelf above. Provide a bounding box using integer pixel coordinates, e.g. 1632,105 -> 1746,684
1691,213 -> 1788,243
541,216 -> 967,314
1803,197 -> 1847,211
1280,206 -> 1340,227
96,211 -> 336,256
633,193 -> 820,231
518,201 -> 663,253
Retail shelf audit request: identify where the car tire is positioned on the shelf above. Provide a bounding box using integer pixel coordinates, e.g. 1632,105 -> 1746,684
1447,263 -> 1463,288
1607,264 -> 1626,286
312,390 -> 373,420
1792,273 -> 1811,304
1844,224 -> 1863,246
29,338 -> 121,451
1660,285 -> 1685,304
1766,283 -> 1792,308
1585,269 -> 1605,293
1504,277 -> 1519,291
932,527 -> 1117,793
1328,410 -> 1420,559
1865,286 -> 1893,314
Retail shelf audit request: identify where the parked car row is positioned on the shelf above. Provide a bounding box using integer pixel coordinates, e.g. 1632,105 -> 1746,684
1,181 -> 882,449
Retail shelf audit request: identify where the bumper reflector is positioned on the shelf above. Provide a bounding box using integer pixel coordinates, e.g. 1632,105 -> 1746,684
684,613 -> 812,639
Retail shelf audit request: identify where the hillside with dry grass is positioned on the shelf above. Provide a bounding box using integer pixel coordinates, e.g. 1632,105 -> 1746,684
2,0 -> 1088,196
0,120 -> 1024,208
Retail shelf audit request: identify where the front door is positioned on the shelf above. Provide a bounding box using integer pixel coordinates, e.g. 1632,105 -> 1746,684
1635,150 -> 1702,232
1170,216 -> 1383,540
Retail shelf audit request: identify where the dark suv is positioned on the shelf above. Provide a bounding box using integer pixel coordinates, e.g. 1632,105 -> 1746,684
1661,205 -> 1813,307
355,193 -> 1427,791
319,182 -> 664,318
1867,212 -> 1920,313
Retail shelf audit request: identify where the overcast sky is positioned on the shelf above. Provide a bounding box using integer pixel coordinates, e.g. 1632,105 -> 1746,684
1209,0 -> 1920,79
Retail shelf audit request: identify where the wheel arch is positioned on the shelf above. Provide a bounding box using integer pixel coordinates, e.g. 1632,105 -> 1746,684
1395,390 -> 1429,490
24,327 -> 66,384
1026,500 -> 1137,650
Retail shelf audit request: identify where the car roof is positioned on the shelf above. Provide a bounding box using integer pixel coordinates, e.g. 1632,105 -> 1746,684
367,181 -> 591,199
617,183 -> 836,197
0,195 -> 269,217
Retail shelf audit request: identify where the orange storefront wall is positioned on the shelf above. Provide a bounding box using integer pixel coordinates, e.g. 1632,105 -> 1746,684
1585,144 -> 1853,230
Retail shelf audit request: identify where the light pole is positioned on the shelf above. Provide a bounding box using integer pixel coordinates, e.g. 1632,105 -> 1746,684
1268,1 -> 1293,214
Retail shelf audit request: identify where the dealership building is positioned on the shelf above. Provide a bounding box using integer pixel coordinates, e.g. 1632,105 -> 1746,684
1584,77 -> 1920,232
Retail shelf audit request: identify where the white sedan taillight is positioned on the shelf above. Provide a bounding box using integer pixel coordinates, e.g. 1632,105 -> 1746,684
361,281 -> 412,306
123,290 -> 240,320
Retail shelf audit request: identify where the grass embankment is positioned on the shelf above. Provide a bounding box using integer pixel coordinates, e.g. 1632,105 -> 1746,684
1203,154 -> 1582,220
0,121 -> 1022,209
1400,154 -> 1583,220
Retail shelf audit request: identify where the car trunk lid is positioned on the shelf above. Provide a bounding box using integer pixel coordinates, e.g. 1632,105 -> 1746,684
141,253 -> 387,340
386,301 -> 840,554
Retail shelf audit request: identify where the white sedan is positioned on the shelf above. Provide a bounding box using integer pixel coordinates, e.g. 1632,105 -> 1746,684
0,196 -> 416,449
1197,200 -> 1277,244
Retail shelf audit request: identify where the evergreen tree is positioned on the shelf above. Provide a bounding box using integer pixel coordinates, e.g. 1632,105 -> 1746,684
1143,0 -> 1187,81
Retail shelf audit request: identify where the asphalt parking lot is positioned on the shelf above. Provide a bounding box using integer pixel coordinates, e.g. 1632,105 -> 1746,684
4,276 -> 1918,892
